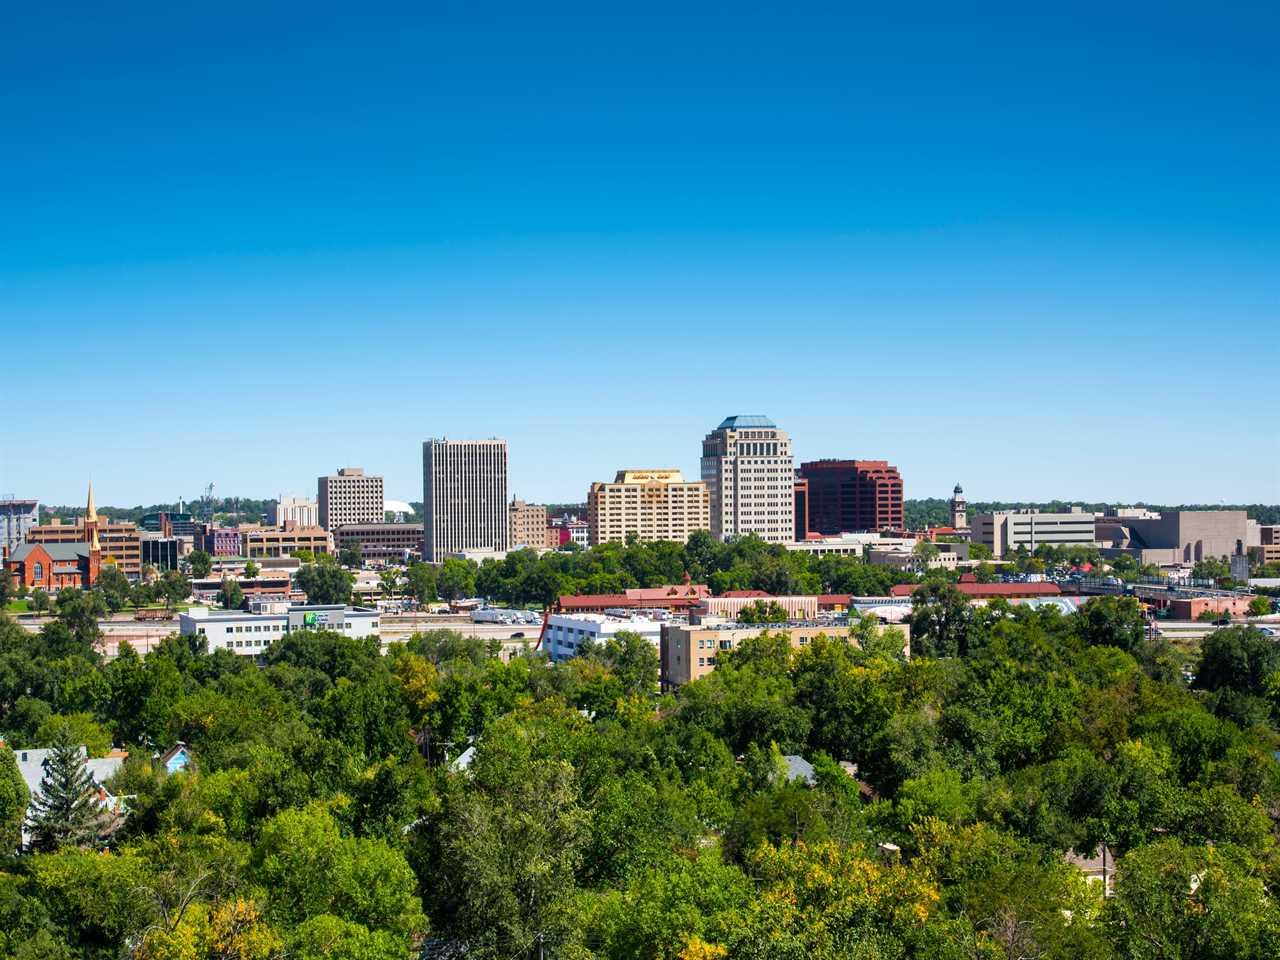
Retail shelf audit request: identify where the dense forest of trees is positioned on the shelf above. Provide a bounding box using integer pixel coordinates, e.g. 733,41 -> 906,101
2,587 -> 1279,958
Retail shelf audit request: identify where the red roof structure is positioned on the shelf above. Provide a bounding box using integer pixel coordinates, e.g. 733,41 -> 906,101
557,583 -> 711,613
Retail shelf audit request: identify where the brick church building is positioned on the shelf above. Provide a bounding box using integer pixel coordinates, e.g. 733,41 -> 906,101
2,485 -> 103,591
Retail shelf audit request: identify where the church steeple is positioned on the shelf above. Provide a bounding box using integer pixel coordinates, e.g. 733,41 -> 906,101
85,483 -> 100,552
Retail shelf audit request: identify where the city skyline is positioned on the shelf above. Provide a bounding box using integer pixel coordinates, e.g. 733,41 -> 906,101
2,5 -> 1277,507
9,408 -> 1279,513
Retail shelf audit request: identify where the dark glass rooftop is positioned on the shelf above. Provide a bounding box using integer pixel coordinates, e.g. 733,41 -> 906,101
717,415 -> 776,429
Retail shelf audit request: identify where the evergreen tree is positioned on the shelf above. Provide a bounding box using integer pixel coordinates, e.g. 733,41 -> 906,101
26,730 -> 104,852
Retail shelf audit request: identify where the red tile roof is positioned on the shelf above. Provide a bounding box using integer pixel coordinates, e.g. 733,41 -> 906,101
721,590 -> 772,598
557,583 -> 712,611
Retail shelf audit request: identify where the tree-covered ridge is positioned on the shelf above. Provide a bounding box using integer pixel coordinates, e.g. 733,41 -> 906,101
0,589 -> 1278,959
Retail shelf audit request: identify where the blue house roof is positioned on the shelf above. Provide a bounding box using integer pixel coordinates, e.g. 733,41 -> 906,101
717,415 -> 776,429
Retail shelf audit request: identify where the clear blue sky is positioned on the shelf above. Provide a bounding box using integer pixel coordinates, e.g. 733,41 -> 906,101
3,2 -> 1277,508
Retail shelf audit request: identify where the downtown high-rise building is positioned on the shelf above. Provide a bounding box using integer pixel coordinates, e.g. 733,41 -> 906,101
422,439 -> 510,562
317,467 -> 384,531
587,470 -> 710,546
798,459 -> 905,534
700,415 -> 795,543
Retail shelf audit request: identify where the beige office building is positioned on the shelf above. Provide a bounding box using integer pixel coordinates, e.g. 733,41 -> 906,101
241,526 -> 333,558
971,508 -> 1097,558
587,470 -> 710,545
422,439 -> 509,563
700,415 -> 795,542
509,499 -> 548,550
272,495 -> 319,529
662,620 -> 909,686
317,468 -> 384,531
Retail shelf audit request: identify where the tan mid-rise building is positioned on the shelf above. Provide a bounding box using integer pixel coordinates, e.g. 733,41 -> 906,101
661,619 -> 910,686
241,526 -> 334,558
509,499 -> 548,550
318,468 -> 384,531
587,470 -> 710,546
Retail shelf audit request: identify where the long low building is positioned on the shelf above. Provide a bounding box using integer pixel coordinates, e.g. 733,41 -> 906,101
541,612 -> 663,662
240,526 -> 333,558
189,572 -> 294,601
661,619 -> 911,687
971,509 -> 1097,558
179,603 -> 380,654
695,595 -> 819,620
557,582 -> 711,614
335,522 -> 424,562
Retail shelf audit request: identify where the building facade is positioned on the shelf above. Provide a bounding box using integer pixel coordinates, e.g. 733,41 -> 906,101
700,415 -> 795,543
141,536 -> 183,571
509,499 -> 548,550
272,495 -> 319,529
546,517 -> 588,549
335,523 -> 423,562
541,613 -> 663,662
28,521 -> 141,578
0,499 -> 40,555
797,459 -> 905,534
198,526 -> 243,557
793,479 -> 809,539
661,620 -> 908,687
422,439 -> 510,563
180,603 -> 380,654
4,542 -> 96,591
139,512 -> 198,537
971,509 -> 1097,558
317,468 -> 384,531
587,470 -> 710,546
190,572 -> 293,602
241,526 -> 333,558
6,486 -> 103,588
26,487 -> 138,578
1256,526 -> 1280,565
1096,510 -> 1251,565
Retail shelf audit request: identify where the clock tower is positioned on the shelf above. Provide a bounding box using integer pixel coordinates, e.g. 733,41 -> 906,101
949,483 -> 968,533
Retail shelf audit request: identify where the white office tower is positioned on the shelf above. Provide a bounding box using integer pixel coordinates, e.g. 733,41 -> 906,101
422,439 -> 510,562
700,415 -> 795,542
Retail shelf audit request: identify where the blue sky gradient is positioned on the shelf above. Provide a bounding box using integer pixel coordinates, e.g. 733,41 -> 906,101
3,2 -> 1277,507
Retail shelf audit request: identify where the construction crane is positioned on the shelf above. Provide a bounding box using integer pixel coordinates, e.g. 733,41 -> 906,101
202,483 -> 215,522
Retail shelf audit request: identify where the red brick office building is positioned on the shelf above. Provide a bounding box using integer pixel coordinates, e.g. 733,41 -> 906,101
798,459 -> 904,534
